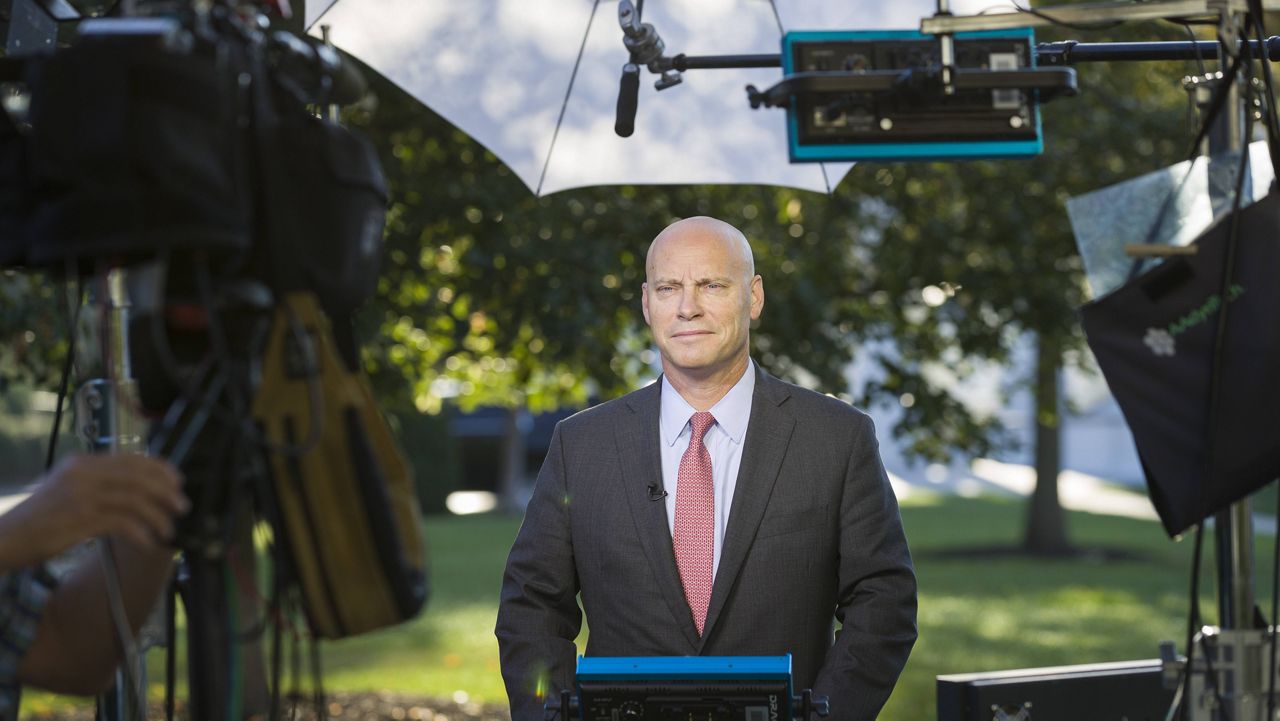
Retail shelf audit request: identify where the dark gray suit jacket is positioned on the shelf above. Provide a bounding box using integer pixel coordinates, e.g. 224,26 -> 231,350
496,366 -> 917,721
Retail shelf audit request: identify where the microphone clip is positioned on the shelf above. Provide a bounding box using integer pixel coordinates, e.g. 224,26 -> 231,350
646,483 -> 668,502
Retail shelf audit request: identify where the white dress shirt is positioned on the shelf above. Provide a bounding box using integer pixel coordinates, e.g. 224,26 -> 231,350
658,360 -> 756,579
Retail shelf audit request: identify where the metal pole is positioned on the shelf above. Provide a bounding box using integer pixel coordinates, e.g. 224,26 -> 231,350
104,269 -> 142,455
1203,9 -> 1257,720
1208,5 -> 1253,631
80,268 -> 151,721
936,0 -> 957,95
321,24 -> 340,122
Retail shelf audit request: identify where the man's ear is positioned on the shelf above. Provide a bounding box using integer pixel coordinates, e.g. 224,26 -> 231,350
641,282 -> 651,325
749,275 -> 764,320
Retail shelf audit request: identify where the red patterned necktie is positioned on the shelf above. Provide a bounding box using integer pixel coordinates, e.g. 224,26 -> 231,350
673,411 -> 716,636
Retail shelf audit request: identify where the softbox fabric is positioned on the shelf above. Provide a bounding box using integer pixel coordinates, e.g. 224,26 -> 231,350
1080,190 -> 1280,537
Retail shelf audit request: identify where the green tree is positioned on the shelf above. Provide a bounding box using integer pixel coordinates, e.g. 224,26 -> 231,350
0,16 -> 1205,545
0,273 -> 71,392
346,81 -> 885,417
348,15 -> 1198,551
825,19 -> 1198,552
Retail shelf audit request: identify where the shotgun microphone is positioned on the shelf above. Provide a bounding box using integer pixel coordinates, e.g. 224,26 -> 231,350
615,63 -> 640,137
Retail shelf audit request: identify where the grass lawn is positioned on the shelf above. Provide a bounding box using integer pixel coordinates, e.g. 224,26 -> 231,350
21,490 -> 1277,720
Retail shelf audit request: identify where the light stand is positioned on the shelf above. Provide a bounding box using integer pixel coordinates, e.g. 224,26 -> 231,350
1176,9 -> 1265,720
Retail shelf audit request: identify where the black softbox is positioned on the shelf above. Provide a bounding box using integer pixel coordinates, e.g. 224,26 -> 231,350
1080,190 -> 1280,537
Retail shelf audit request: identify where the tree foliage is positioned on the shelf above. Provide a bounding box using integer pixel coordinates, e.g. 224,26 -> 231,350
347,14 -> 1194,469
0,15 -> 1205,480
833,18 -> 1198,464
345,80 -> 883,418
0,273 -> 70,391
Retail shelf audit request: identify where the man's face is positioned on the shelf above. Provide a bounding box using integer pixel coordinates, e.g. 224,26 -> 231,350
642,222 -> 763,382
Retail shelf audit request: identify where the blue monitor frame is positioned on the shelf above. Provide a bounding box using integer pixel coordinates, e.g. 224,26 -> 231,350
782,28 -> 1044,162
574,655 -> 795,721
576,655 -> 793,682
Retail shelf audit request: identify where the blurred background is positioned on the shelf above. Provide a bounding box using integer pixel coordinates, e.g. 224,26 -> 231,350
3,0 -> 1275,718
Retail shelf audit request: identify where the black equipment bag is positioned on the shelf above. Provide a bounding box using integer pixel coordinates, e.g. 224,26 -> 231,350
18,35 -> 252,271
0,104 -> 30,268
1079,191 -> 1280,537
250,55 -> 387,326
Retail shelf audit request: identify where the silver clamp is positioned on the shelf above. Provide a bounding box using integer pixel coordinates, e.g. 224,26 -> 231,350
618,0 -> 682,90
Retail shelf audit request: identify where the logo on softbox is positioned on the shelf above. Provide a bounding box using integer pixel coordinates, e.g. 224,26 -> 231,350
1143,283 -> 1246,357
1144,328 -> 1176,356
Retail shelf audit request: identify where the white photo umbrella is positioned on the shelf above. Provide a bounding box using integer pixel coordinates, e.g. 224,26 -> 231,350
305,1 -> 1014,196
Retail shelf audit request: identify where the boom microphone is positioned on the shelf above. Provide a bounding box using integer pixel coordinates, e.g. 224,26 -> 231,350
615,62 -> 640,137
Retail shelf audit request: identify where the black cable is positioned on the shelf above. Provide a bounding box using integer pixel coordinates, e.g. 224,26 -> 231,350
1124,154 -> 1205,283
1188,77 -> 1254,720
44,279 -> 80,471
268,582 -> 284,721
254,435 -> 291,721
165,578 -> 177,721
1180,522 -> 1205,721
145,255 -> 325,459
1198,630 -> 1232,721
1269,478 -> 1280,721
144,251 -> 248,434
1240,22 -> 1280,712
1163,25 -> 1207,173
1008,0 -> 1126,30
1183,20 -> 1251,162
187,277 -> 324,457
1165,17 -> 1224,28
290,626 -> 301,721
193,258 -> 233,403
99,538 -> 147,721
1245,0 -> 1280,175
44,325 -> 76,471
1184,47 -> 1248,161
1180,21 -> 1209,78
310,638 -> 325,719
1203,34 -> 1256,508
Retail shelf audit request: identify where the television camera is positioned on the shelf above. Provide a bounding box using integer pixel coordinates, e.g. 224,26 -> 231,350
0,2 -> 427,719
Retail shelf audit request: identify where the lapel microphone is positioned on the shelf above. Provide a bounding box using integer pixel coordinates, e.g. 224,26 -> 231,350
646,483 -> 668,502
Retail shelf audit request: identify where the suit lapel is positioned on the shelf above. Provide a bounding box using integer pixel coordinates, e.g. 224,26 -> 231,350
617,381 -> 701,650
699,369 -> 794,649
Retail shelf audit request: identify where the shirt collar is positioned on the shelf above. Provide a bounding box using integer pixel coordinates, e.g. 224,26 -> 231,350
660,359 -> 756,447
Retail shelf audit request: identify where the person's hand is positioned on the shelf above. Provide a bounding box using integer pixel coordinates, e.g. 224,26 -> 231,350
0,454 -> 188,570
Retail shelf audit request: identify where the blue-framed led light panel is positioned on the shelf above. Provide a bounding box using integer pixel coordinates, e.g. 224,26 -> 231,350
575,655 -> 794,721
782,28 -> 1043,162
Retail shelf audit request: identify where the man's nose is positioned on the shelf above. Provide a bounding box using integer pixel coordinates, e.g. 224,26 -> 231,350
677,286 -> 702,319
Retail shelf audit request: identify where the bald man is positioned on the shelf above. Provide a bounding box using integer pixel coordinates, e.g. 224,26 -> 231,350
496,217 -> 916,721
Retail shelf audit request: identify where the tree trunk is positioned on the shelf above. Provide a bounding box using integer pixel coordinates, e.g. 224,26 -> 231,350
498,407 -> 529,512
1022,335 -> 1072,554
